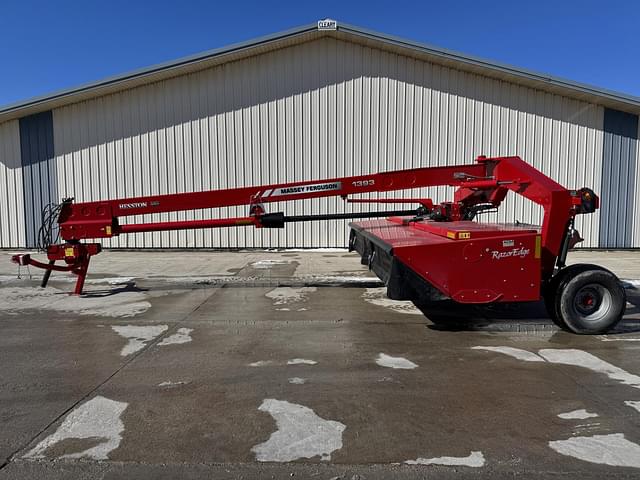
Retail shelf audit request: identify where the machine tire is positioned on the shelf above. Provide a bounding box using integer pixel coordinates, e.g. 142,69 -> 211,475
543,264 -> 606,330
543,287 -> 566,330
554,267 -> 626,334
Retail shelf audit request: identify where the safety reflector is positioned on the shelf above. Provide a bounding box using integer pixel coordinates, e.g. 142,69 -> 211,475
446,231 -> 471,240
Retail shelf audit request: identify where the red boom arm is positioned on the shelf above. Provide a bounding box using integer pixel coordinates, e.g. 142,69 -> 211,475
12,156 -> 598,294
57,162 -> 488,240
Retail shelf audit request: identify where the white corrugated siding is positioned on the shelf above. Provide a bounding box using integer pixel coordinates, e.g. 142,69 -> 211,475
0,120 -> 25,248
22,36 -> 634,248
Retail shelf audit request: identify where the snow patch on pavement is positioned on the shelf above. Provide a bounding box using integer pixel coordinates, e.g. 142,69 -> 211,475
599,336 -> 640,342
276,248 -> 347,252
476,347 -> 640,389
251,259 -> 291,269
249,360 -> 274,367
111,325 -> 168,356
625,401 -> 640,413
298,275 -> 380,285
538,349 -> 640,389
362,288 -> 421,315
405,451 -> 485,467
265,286 -> 317,305
252,399 -> 345,462
558,409 -> 599,420
471,346 -> 545,362
85,277 -> 136,285
0,286 -> 152,317
549,433 -> 640,468
158,327 -> 193,346
376,353 -> 418,370
0,275 -> 20,284
43,276 -> 136,285
249,359 -> 316,367
287,358 -> 317,365
158,380 -> 188,388
24,396 -> 127,460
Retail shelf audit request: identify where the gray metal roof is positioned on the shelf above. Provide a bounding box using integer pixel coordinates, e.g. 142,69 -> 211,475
2,20 -> 639,123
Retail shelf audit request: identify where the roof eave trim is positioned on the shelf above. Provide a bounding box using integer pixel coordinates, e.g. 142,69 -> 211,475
336,22 -> 640,109
2,20 -> 639,121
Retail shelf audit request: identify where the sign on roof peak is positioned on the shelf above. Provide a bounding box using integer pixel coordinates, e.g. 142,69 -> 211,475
318,18 -> 337,30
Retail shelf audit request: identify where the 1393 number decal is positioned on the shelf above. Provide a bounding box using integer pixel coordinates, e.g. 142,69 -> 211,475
352,179 -> 375,187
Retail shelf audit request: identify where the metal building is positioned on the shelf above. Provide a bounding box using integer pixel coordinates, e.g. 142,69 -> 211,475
1,21 -> 639,249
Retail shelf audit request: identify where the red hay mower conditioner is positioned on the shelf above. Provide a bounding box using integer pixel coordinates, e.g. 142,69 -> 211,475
12,155 -> 626,334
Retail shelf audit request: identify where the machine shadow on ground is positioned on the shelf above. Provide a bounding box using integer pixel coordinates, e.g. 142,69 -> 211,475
80,283 -> 148,298
420,285 -> 640,334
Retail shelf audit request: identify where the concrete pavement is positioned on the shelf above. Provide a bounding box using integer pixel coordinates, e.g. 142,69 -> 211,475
0,249 -> 639,479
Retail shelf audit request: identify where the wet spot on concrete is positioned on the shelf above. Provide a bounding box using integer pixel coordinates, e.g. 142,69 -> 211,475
471,346 -> 544,362
376,353 -> 418,370
558,409 -> 599,420
158,327 -> 193,346
0,286 -> 152,317
539,349 -> 640,389
362,288 -> 421,315
265,287 -> 317,306
288,377 -> 306,384
24,396 -> 127,460
252,399 -> 345,462
112,325 -> 168,356
549,433 -> 640,468
625,401 -> 640,413
405,451 -> 485,467
287,359 -> 317,365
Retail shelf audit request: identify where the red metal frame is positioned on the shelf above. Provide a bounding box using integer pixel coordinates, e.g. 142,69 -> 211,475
12,156 -> 597,295
354,218 -> 543,303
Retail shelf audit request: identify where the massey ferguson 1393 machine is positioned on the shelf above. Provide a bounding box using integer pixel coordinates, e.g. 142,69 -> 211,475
12,155 -> 626,334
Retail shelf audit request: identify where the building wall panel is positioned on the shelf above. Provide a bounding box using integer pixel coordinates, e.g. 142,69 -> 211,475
21,36 -> 632,249
0,120 -> 25,248
599,108 -> 638,248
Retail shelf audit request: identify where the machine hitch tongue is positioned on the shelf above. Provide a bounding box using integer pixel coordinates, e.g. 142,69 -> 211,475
10,153 -> 621,334
11,243 -> 101,295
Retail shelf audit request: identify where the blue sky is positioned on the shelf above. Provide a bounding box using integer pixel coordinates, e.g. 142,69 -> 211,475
1,0 -> 639,107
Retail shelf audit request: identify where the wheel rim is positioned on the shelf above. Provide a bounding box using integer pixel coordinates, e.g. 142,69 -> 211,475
571,283 -> 612,324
